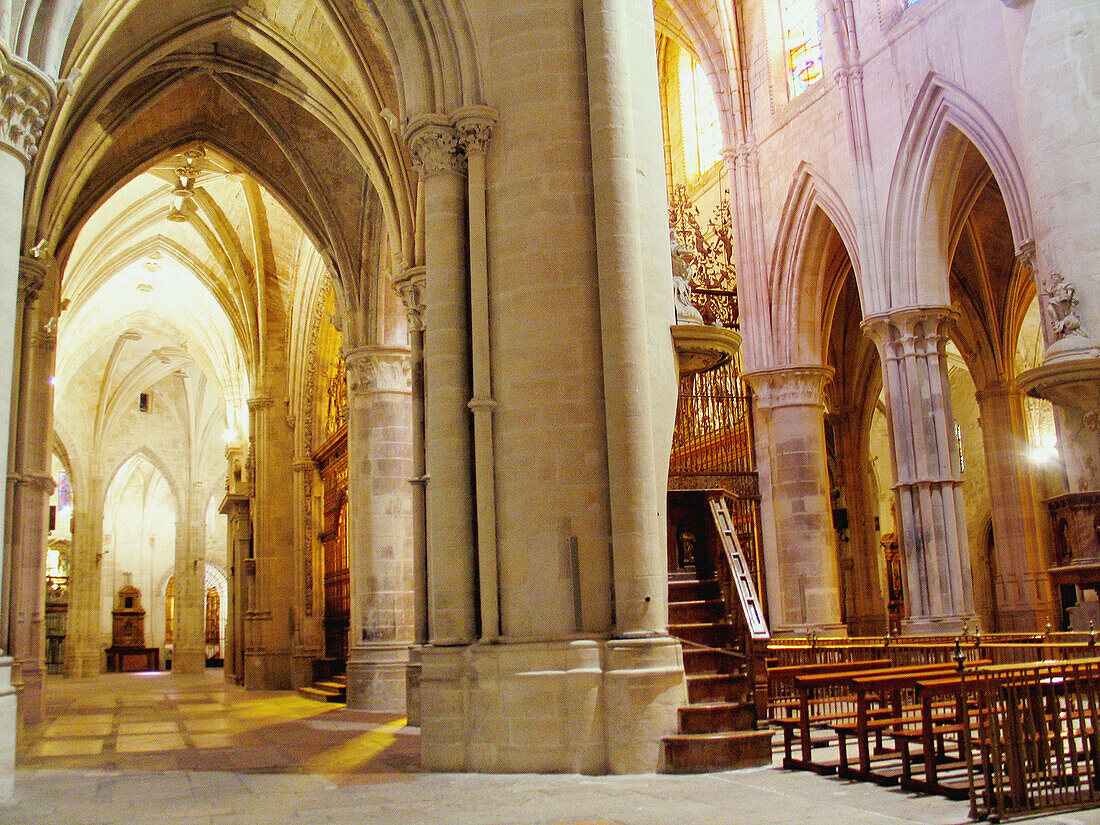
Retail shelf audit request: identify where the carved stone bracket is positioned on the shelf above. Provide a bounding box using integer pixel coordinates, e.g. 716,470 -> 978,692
18,255 -> 46,301
0,45 -> 55,169
742,365 -> 834,410
404,115 -> 465,178
345,346 -> 411,397
394,266 -> 426,331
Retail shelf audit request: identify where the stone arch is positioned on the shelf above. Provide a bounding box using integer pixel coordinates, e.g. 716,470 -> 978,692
658,0 -> 744,150
26,7 -> 415,288
884,73 -> 1034,309
770,163 -> 862,366
366,0 -> 484,116
105,446 -> 181,512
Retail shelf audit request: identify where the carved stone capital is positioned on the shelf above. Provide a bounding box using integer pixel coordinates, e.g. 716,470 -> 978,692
404,115 -> 465,178
454,106 -> 496,156
292,459 -> 317,473
247,395 -> 274,411
345,346 -> 411,396
861,306 -> 956,360
394,266 -> 426,331
0,46 -> 55,169
742,365 -> 834,410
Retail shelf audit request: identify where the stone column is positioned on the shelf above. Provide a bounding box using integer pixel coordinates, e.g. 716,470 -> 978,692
344,345 -> 413,712
975,380 -> 1053,630
827,403 -> 888,635
6,254 -> 56,724
243,394 -> 295,689
863,308 -> 975,633
219,446 -> 250,686
0,48 -> 52,795
171,480 -> 206,674
455,108 -> 501,643
394,267 -> 426,724
65,478 -> 106,680
290,456 -> 321,687
402,117 -> 476,646
744,366 -> 845,634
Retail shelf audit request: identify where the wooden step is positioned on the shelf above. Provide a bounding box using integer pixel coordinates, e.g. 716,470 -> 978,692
686,672 -> 750,703
669,599 -> 726,624
663,729 -> 775,773
670,621 -> 732,648
668,578 -> 720,603
677,700 -> 757,733
681,646 -> 743,676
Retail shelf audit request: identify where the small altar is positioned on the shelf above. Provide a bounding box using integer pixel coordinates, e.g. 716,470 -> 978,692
105,584 -> 160,672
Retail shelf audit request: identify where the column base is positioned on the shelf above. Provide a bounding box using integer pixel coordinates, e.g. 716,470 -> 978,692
14,662 -> 44,726
902,615 -> 977,636
243,650 -> 292,690
845,615 -> 889,637
346,643 -> 410,713
170,648 -> 205,676
419,636 -> 686,774
0,657 -> 14,804
406,646 -> 423,727
291,652 -> 316,689
996,605 -> 1054,633
65,648 -> 103,678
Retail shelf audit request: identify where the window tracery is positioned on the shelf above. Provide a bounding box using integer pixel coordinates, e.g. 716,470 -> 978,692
780,0 -> 824,97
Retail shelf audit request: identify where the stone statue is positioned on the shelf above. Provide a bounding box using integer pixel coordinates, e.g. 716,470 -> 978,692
1046,272 -> 1082,339
671,229 -> 704,325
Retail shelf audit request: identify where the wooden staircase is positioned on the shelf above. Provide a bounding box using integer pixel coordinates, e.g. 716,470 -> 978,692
663,571 -> 773,772
297,673 -> 347,703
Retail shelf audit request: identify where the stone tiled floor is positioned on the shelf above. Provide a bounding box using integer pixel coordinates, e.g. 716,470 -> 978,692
7,670 -> 1100,825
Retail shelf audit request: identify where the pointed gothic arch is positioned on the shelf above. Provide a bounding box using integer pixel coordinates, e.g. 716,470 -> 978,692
884,73 -> 1034,308
770,163 -> 862,365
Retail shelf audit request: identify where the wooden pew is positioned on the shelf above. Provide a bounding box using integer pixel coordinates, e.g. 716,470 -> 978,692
831,663 -> 987,783
766,658 -> 892,720
894,673 -> 974,800
776,661 -> 923,772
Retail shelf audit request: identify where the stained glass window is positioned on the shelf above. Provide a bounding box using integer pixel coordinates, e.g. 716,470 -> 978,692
678,49 -> 722,180
781,0 -> 823,97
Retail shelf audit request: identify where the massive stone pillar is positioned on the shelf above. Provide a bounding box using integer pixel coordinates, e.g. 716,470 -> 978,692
744,366 -> 845,635
975,380 -> 1053,631
243,394 -> 295,689
403,118 -> 476,647
864,308 -> 975,633
171,480 -> 206,674
410,0 -> 686,775
0,45 -> 53,800
7,254 -> 57,722
344,345 -> 413,711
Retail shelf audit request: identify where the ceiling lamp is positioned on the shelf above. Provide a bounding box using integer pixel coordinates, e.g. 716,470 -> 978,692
167,159 -> 197,222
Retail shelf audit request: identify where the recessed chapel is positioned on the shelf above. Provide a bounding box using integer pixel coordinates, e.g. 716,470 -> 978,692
0,0 -> 1096,795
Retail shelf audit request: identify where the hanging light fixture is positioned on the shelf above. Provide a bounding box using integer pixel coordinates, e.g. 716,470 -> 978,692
167,158 -> 197,222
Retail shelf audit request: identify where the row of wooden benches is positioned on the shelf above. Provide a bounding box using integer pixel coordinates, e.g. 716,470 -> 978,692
765,658 -> 979,800
760,654 -> 1100,821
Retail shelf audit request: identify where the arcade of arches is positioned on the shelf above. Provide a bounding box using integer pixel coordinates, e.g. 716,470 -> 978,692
0,0 -> 1096,791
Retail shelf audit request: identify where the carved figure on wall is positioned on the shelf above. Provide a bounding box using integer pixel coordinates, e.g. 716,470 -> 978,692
1045,272 -> 1083,339
671,230 -> 704,325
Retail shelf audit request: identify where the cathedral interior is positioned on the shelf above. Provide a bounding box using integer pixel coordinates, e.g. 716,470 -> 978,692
0,0 -> 1098,818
